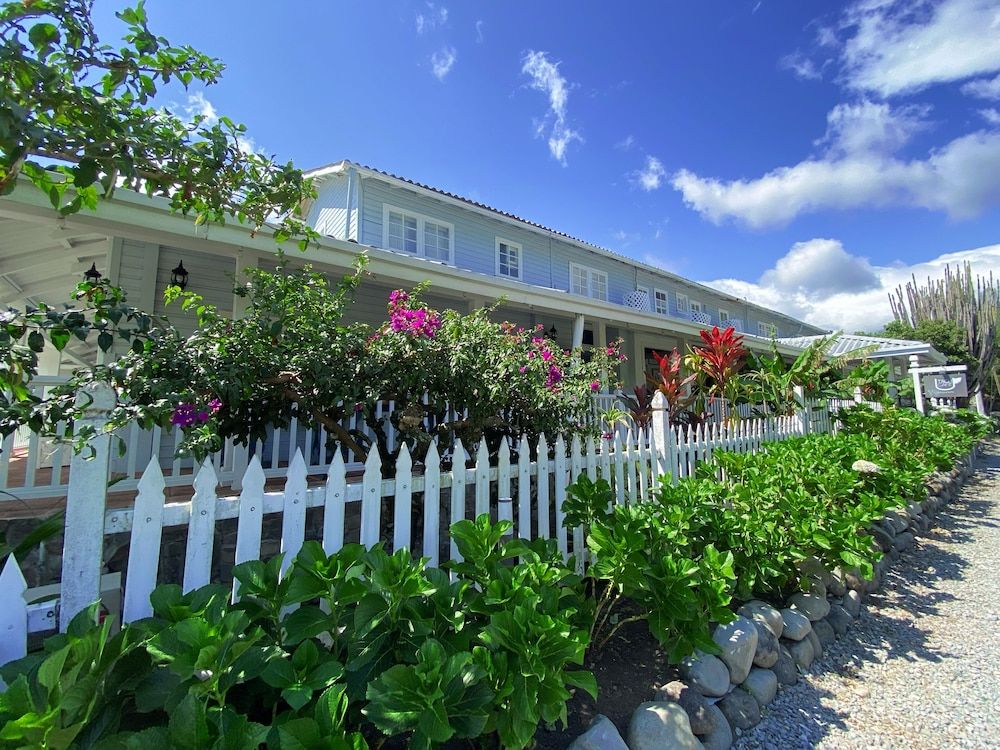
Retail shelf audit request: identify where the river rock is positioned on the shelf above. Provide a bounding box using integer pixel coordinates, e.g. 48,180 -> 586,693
713,617 -> 758,685
628,702 -> 703,750
751,619 -> 779,668
870,525 -> 894,551
894,531 -> 914,552
772,646 -> 798,685
718,688 -> 761,731
788,592 -> 831,621
656,681 -> 712,735
681,652 -> 731,697
886,509 -> 909,534
806,627 -> 823,659
812,618 -> 836,648
786,636 -> 814,670
825,604 -> 852,636
737,600 -> 783,639
568,715 -> 629,750
697,704 -> 732,750
741,668 -> 778,706
780,608 -> 812,640
827,568 -> 847,597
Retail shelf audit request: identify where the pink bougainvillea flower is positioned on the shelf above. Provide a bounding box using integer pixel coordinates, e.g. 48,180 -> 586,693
590,381 -> 601,392
208,398 -> 222,413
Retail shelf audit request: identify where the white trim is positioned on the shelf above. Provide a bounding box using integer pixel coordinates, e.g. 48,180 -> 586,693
495,237 -> 522,280
718,308 -> 730,324
569,262 -> 609,302
757,321 -> 777,338
653,288 -> 669,316
689,300 -> 702,314
381,203 -> 455,265
675,292 -> 689,314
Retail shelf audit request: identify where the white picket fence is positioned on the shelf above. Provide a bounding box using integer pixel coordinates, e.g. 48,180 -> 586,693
0,386 -> 831,671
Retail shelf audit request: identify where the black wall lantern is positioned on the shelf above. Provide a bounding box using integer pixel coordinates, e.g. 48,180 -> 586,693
83,262 -> 102,283
170,261 -> 189,290
547,324 -> 558,339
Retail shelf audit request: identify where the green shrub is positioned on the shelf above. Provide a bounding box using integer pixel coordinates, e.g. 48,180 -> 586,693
0,517 -> 594,750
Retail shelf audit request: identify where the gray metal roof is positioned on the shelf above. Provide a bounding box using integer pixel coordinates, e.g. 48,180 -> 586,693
777,333 -> 946,364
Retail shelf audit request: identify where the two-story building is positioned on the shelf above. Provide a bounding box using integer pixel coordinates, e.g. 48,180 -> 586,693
0,159 -> 828,386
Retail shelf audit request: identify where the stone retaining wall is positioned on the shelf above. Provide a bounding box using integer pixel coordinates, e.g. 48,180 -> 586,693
567,451 -> 978,750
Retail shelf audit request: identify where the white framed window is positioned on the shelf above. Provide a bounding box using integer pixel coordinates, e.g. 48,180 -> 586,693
654,289 -> 669,315
675,293 -> 689,314
757,321 -> 777,337
382,204 -> 454,264
690,300 -> 702,314
570,263 -> 608,301
719,309 -> 730,324
496,238 -> 522,280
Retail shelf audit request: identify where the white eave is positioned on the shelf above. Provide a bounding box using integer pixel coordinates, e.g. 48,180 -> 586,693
0,181 -> 807,357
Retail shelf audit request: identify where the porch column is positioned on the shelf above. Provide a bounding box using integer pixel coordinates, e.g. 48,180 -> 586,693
910,354 -> 925,414
571,314 -> 585,351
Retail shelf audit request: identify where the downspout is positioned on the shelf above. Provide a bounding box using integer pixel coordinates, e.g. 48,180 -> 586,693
344,167 -> 355,241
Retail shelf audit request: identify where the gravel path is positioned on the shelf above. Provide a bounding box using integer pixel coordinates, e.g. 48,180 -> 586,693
735,439 -> 1000,750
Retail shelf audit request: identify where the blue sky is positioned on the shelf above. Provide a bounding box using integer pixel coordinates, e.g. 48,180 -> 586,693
92,0 -> 1000,331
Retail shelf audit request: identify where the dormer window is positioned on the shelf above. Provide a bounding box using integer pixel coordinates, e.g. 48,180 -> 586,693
496,239 -> 522,280
570,263 -> 608,301
383,205 -> 453,263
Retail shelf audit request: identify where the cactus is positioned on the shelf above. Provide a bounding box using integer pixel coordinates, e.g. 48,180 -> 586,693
889,262 -> 998,408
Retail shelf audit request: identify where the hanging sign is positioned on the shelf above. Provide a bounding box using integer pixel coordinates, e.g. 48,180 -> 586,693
922,373 -> 968,398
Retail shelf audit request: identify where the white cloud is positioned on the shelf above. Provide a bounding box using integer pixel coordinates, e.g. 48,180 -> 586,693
475,19 -> 484,43
672,98 -> 1000,228
704,239 -> 1000,332
981,108 -> 1000,125
780,51 -> 823,81
612,229 -> 641,247
521,50 -> 583,165
839,0 -> 1000,96
182,91 -> 218,124
816,99 -> 929,155
416,3 -> 448,34
963,72 -> 1000,99
615,134 -> 636,151
431,47 -> 457,81
632,155 -> 667,191
760,238 -> 880,296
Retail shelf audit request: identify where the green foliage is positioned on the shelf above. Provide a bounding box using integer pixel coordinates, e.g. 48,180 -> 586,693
561,475 -> 736,661
0,518 -> 593,750
563,404 -> 984,663
0,0 -> 316,242
0,262 -> 621,467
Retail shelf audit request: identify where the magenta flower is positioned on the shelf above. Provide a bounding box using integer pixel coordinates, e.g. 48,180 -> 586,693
541,350 -> 553,362
590,381 -> 600,392
545,365 -> 563,389
208,398 -> 222,413
519,365 -> 527,373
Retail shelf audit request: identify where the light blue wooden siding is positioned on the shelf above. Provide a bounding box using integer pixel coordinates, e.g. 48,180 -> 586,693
308,173 -> 351,240
355,176 -> 824,337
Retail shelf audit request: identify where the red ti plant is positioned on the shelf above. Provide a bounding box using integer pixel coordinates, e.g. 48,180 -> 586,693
690,326 -> 747,419
650,348 -> 697,416
619,384 -> 654,429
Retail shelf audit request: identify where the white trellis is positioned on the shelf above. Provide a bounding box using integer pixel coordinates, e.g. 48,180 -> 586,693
0,387 -> 833,670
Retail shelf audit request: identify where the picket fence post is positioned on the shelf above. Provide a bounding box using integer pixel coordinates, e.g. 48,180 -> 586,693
793,385 -> 810,436
0,555 -> 28,678
60,382 -> 116,631
650,391 -> 670,483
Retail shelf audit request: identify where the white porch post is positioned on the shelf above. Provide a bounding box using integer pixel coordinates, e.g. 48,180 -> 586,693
571,314 -> 585,351
910,354 -> 925,414
973,387 -> 987,416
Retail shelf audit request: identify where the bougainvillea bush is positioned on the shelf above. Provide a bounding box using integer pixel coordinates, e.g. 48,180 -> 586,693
0,255 -> 622,466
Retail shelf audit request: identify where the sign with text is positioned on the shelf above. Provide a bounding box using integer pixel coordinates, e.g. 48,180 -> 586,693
922,373 -> 968,398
